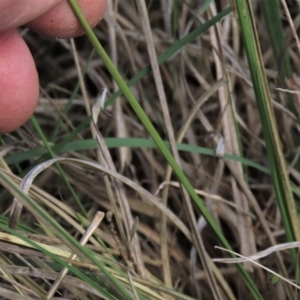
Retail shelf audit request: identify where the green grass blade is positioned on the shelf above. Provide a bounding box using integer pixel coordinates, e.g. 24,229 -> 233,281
68,1 -> 263,298
231,0 -> 300,261
261,0 -> 292,78
260,0 -> 297,118
49,50 -> 95,141
5,137 -> 269,174
0,225 -> 120,299
0,171 -> 134,299
30,116 -> 88,218
104,7 -> 232,108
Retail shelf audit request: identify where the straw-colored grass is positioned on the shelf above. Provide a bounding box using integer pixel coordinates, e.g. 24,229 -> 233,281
1,0 -> 300,299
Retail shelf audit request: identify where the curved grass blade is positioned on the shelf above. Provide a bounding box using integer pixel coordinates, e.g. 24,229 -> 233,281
67,1 -> 263,298
5,137 -> 269,175
0,171 -> 133,299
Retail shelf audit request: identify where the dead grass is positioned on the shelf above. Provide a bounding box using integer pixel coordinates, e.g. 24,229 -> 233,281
1,0 -> 300,299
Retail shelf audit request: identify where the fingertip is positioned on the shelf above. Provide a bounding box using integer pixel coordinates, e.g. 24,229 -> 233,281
0,30 -> 39,134
26,0 -> 107,39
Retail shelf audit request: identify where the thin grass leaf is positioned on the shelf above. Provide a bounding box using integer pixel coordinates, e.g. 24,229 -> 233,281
0,170 -> 135,299
231,0 -> 300,263
68,1 -> 263,298
261,0 -> 292,78
30,116 -> 87,218
104,7 -> 232,108
4,138 -> 270,183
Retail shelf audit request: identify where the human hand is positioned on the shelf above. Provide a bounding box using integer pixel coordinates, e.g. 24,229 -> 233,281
0,0 -> 107,133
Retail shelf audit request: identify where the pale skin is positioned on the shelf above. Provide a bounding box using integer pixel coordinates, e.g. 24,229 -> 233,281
0,0 -> 107,133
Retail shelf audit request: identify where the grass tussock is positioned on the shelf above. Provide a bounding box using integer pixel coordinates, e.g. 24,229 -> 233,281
1,0 -> 300,299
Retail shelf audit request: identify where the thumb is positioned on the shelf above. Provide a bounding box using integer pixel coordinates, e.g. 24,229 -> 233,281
27,0 -> 107,38
0,30 -> 39,134
0,0 -> 64,32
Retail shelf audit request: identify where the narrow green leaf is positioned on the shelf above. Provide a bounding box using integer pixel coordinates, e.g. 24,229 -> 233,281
232,0 -> 300,262
68,1 -> 263,298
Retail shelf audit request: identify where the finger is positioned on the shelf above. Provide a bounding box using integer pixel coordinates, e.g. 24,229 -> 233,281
0,0 -> 107,134
27,0 -> 107,38
0,30 -> 39,134
0,0 -> 63,32
0,0 -> 106,39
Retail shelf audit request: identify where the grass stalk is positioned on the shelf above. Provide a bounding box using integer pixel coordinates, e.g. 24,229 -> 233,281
68,0 -> 264,298
230,0 -> 300,263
